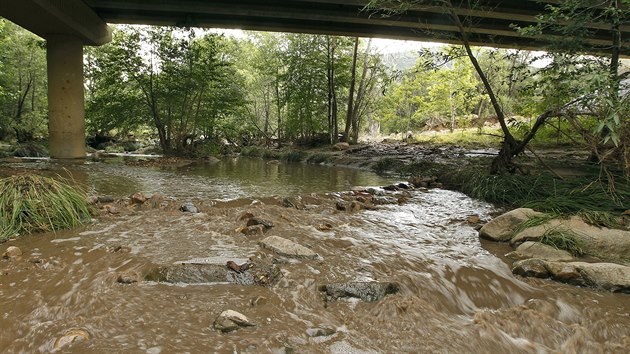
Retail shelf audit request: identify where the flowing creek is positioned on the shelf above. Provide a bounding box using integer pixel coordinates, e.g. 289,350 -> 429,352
1,157 -> 630,353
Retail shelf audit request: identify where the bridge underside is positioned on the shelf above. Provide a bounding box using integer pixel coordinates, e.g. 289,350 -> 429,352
0,0 -> 628,158
85,0 -> 630,54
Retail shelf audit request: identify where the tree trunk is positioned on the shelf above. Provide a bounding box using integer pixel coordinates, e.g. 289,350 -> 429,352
345,37 -> 359,143
350,39 -> 372,143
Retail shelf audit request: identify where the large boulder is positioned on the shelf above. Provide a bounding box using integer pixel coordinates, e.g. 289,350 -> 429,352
513,259 -> 630,293
479,208 -> 544,241
259,236 -> 318,259
506,241 -> 574,262
511,216 -> 630,265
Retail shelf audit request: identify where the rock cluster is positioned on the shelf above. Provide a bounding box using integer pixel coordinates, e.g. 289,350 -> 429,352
482,208 -> 630,292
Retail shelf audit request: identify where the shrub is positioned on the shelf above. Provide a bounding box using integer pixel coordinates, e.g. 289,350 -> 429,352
281,150 -> 308,162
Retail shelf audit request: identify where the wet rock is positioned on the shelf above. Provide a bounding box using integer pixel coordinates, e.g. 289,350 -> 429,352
506,242 -> 574,262
145,259 -> 281,286
237,224 -> 265,236
130,192 -> 147,204
282,196 -> 305,209
179,202 -> 198,213
239,212 -> 255,221
117,271 -> 140,284
306,327 -> 336,337
226,260 -> 248,273
54,328 -> 90,350
479,208 -> 544,242
514,259 -> 630,292
335,200 -> 371,212
213,310 -> 255,333
146,263 -> 242,284
2,246 -> 22,259
147,193 -> 164,209
319,281 -> 400,302
467,215 -> 481,225
383,184 -> 399,191
333,142 -> 350,151
108,245 -> 131,253
105,205 -> 120,215
246,217 -> 274,230
97,195 -> 115,203
260,236 -> 318,259
316,223 -> 334,231
510,216 -> 630,264
512,259 -> 550,278
371,196 -> 398,205
397,182 -> 412,189
408,176 -> 437,188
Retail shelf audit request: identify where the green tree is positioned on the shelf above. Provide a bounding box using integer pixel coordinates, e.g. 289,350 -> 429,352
0,19 -> 47,142
86,26 -> 245,154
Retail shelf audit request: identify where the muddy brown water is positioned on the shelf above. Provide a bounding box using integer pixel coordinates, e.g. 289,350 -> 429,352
1,157 -> 630,353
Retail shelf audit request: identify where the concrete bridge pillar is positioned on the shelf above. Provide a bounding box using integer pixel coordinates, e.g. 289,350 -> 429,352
47,35 -> 86,159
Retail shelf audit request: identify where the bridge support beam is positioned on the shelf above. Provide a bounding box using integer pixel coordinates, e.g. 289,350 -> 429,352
47,35 -> 86,159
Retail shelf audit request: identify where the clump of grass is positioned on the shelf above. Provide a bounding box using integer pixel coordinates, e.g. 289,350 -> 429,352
0,174 -> 93,240
539,228 -> 585,256
307,153 -> 331,164
514,212 -> 564,235
577,210 -> 623,229
281,150 -> 308,162
240,146 -> 265,157
372,157 -> 404,174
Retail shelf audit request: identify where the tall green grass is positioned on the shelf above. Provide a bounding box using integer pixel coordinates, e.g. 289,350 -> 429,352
0,175 -> 93,240
442,167 -> 629,213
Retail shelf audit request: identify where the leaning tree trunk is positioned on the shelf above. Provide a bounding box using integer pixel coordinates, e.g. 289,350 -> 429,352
445,2 -> 519,174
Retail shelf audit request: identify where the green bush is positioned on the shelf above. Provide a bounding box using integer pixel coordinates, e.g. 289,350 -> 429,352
240,146 -> 265,157
281,150 -> 308,162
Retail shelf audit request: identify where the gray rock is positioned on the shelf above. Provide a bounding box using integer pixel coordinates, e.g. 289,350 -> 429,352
246,218 -> 274,230
306,327 -> 336,337
97,195 -> 114,203
281,197 -> 305,209
510,216 -> 630,265
116,271 -> 140,284
319,281 -> 400,302
479,208 -> 544,241
506,241 -> 574,262
2,246 -> 22,259
145,263 -> 254,285
213,310 -> 255,333
179,202 -> 198,213
512,259 -> 550,278
145,259 -> 281,286
513,259 -> 630,293
260,236 -> 318,259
